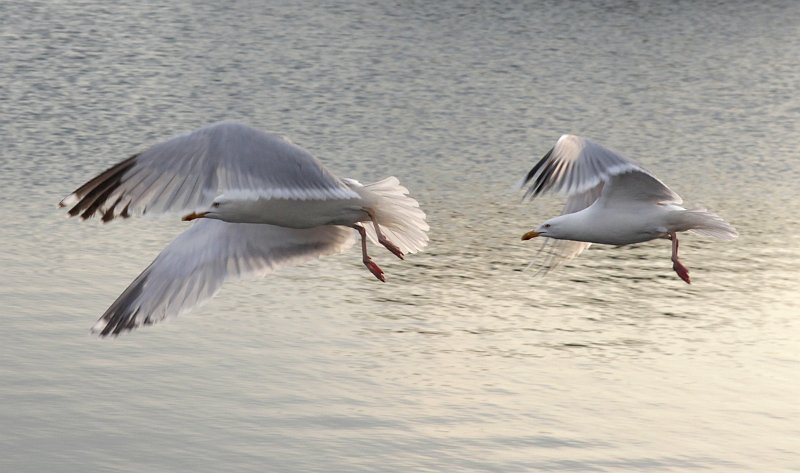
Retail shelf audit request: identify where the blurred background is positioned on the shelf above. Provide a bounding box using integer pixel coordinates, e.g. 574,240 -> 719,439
1,1 -> 799,471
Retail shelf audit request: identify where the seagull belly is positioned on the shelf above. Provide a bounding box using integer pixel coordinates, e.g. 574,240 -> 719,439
575,205 -> 669,245
233,197 -> 368,228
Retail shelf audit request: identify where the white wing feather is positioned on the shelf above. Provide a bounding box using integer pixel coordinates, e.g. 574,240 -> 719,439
91,219 -> 355,336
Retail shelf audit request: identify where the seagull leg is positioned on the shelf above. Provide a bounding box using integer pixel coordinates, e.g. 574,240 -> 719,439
353,223 -> 385,282
366,210 -> 404,260
670,232 -> 691,284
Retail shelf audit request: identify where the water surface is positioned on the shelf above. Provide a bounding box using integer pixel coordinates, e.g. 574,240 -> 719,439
2,1 -> 799,471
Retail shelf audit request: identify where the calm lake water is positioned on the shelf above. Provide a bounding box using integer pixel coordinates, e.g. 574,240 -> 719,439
2,1 -> 799,471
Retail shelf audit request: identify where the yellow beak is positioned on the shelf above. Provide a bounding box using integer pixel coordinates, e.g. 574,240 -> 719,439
182,211 -> 208,221
521,230 -> 541,240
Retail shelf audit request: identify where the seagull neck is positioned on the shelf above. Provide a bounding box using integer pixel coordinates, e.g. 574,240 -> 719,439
549,212 -> 594,242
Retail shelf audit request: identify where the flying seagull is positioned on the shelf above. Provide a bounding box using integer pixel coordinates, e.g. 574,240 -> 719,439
520,134 -> 737,283
60,121 -> 429,336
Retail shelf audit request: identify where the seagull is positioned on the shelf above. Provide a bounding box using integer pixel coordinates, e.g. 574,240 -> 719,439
520,135 -> 737,283
60,121 -> 429,336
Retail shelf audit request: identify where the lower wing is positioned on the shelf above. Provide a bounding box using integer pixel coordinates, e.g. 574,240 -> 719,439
92,219 -> 355,336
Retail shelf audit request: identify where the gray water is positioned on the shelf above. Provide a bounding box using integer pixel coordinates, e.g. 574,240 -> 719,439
2,1 -> 799,471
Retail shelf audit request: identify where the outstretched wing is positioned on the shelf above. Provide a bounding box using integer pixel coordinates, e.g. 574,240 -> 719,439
60,121 -> 358,222
91,219 -> 356,336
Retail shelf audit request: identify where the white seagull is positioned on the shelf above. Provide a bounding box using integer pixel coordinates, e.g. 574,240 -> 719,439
60,121 -> 429,336
520,135 -> 737,283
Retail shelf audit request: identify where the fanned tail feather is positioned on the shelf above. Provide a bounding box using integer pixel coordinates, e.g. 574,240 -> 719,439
344,177 -> 430,254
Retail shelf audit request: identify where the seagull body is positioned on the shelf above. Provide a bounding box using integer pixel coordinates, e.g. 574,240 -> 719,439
192,192 -> 369,228
60,121 -> 429,336
521,135 -> 737,282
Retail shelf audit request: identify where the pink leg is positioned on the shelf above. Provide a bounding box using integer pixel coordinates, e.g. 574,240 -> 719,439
366,210 -> 404,260
670,232 -> 691,284
353,224 -> 385,282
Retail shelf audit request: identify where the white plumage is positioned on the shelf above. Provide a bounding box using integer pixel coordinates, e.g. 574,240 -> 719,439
61,121 -> 429,336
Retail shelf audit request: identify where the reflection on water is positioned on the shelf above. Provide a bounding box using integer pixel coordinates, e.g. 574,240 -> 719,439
2,0 -> 800,471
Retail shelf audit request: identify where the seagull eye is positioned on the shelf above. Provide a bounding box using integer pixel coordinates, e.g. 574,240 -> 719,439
212,202 -> 220,208
544,223 -> 551,228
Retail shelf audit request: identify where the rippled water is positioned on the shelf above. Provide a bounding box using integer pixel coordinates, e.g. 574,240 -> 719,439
2,1 -> 799,471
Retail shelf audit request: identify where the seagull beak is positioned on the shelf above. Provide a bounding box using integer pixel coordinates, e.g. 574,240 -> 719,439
521,230 -> 541,240
182,211 -> 208,221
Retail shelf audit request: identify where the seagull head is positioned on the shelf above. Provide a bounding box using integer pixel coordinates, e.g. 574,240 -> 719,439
182,197 -> 228,222
521,217 -> 561,240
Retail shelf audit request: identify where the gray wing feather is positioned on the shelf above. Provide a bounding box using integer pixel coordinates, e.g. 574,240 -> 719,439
91,219 -> 356,336
60,121 -> 358,221
598,171 -> 681,207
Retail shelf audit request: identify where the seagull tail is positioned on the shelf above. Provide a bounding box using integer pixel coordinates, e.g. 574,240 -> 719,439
345,177 -> 430,254
673,209 -> 738,241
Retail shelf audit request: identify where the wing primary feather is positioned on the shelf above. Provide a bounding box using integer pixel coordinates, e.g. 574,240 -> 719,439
98,272 -> 147,336
67,159 -> 136,218
159,147 -> 205,212
551,155 -> 571,193
176,171 -> 204,211
533,156 -> 559,198
123,171 -> 163,214
160,167 -> 197,212
130,173 -> 179,216
101,196 -> 124,223
61,154 -> 138,208
78,177 -> 127,220
119,202 -> 131,219
523,147 -> 553,188
564,160 -> 577,194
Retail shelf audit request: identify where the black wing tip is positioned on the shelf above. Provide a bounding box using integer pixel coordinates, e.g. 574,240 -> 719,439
521,147 -> 555,201
93,309 -> 144,337
62,153 -> 139,222
68,205 -> 82,218
93,270 -> 149,337
92,323 -> 117,338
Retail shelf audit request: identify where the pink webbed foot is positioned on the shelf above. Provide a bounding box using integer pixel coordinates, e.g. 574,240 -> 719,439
353,223 -> 386,283
380,238 -> 404,260
669,231 -> 691,284
365,210 -> 405,261
673,260 -> 691,284
364,258 -> 386,282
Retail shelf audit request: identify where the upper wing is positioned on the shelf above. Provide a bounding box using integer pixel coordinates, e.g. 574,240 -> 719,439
598,170 -> 681,208
60,121 -> 359,222
91,219 -> 356,336
521,134 -> 682,212
523,134 -> 658,199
